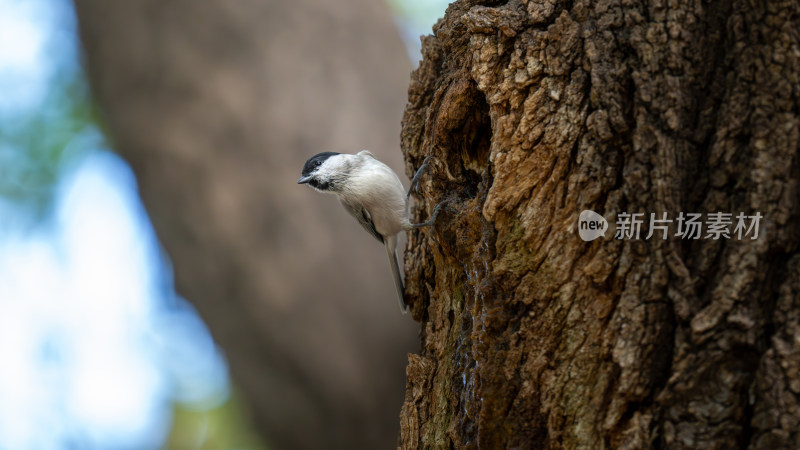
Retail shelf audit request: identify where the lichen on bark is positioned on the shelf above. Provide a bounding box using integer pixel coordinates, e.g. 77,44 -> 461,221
400,0 -> 800,448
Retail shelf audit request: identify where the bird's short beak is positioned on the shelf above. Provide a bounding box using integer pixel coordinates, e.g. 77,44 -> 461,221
297,176 -> 311,184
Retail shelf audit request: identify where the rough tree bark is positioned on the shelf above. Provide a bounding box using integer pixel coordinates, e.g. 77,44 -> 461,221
73,1 -> 417,448
400,0 -> 799,448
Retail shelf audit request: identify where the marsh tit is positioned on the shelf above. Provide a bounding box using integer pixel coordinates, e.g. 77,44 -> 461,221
298,150 -> 434,313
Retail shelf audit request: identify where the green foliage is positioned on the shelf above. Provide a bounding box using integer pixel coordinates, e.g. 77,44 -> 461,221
0,73 -> 99,219
165,394 -> 269,450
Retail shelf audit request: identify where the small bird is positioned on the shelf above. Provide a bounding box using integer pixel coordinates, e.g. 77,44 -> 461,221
298,150 -> 434,313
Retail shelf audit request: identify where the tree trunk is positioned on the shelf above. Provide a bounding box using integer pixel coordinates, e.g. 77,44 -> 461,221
72,1 -> 417,448
399,0 -> 800,448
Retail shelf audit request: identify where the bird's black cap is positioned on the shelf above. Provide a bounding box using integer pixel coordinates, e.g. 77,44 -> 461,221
301,152 -> 340,177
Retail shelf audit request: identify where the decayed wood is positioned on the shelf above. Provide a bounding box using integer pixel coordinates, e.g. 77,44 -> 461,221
400,0 -> 800,448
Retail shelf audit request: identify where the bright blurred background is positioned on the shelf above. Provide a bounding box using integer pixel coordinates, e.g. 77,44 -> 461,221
0,0 -> 448,448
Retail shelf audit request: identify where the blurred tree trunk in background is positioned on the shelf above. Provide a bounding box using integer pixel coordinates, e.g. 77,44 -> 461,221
73,0 -> 417,448
401,0 -> 799,448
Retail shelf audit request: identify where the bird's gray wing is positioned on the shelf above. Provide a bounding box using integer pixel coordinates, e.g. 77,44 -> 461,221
339,198 -> 383,243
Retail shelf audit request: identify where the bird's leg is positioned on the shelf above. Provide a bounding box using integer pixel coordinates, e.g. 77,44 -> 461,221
409,200 -> 446,229
407,156 -> 435,198
408,156 -> 444,229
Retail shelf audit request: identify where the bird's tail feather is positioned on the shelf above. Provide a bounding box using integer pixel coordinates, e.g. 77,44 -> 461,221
385,236 -> 408,314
